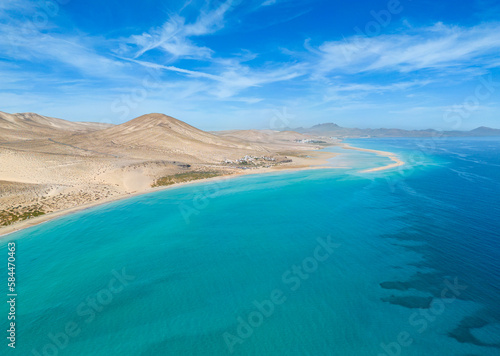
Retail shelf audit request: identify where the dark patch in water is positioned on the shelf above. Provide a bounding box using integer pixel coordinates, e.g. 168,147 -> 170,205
378,272 -> 442,297
448,316 -> 500,349
401,272 -> 448,298
381,295 -> 433,309
380,271 -> 474,304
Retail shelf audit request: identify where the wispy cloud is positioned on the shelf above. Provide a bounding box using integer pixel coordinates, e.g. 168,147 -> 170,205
0,11 -> 127,79
261,0 -> 278,6
127,57 -> 304,98
326,80 -> 432,94
1,0 -> 500,129
318,80 -> 432,104
311,22 -> 500,76
0,0 -> 36,12
121,0 -> 234,61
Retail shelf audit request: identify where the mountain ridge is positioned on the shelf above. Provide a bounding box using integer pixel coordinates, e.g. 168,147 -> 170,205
0,111 -> 113,141
289,122 -> 500,138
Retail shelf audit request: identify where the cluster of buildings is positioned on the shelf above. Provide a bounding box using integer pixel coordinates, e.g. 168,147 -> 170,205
223,155 -> 276,165
294,139 -> 327,144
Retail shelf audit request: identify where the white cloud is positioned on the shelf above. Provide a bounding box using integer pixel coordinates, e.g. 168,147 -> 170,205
0,15 -> 127,79
123,0 -> 234,61
128,57 -> 304,99
2,0 -> 500,130
313,22 -> 500,75
326,80 -> 432,93
0,0 -> 35,12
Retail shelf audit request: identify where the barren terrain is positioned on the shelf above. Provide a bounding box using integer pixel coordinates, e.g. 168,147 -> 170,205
0,111 -> 335,232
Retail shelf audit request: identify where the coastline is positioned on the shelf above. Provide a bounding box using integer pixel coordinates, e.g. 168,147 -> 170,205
0,144 -> 405,238
0,150 -> 337,238
341,143 -> 405,173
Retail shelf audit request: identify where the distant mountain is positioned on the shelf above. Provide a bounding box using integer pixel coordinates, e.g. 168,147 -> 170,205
0,111 -> 113,141
290,123 -> 500,138
468,126 -> 500,136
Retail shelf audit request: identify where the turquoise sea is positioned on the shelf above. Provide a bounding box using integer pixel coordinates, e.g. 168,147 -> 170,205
1,138 -> 500,355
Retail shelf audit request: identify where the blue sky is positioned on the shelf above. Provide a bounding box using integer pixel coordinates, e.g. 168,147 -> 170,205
1,0 -> 500,130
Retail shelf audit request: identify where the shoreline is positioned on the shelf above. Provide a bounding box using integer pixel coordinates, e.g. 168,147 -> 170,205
341,143 -> 405,173
0,151 -> 337,238
0,144 -> 405,238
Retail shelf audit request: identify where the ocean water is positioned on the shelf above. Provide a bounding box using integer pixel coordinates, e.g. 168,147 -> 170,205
1,138 -> 500,356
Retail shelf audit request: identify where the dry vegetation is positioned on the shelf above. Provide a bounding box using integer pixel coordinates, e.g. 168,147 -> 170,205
0,206 -> 45,226
152,171 -> 225,187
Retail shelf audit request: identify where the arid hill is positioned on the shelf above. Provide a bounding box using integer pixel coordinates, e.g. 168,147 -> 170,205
0,111 -> 112,141
58,113 -> 265,162
0,111 -> 330,230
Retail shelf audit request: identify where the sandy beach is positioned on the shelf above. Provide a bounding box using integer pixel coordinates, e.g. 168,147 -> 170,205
341,143 -> 405,173
0,150 -> 337,237
0,111 -> 405,238
0,142 -> 407,238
